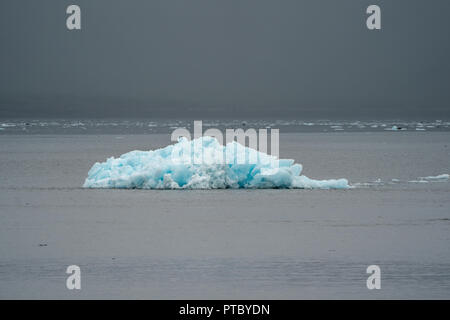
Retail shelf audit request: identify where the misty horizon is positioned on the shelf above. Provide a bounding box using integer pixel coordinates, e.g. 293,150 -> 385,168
1,0 -> 450,119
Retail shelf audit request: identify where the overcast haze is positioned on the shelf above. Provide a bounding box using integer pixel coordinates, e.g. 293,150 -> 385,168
1,0 -> 449,119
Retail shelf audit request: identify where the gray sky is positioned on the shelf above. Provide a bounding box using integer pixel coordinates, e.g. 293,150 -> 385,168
1,0 -> 450,119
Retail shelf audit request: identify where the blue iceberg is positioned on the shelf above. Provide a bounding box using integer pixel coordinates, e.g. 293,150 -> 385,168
83,136 -> 349,189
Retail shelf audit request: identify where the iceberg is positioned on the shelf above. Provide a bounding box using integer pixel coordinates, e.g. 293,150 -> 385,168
83,137 -> 349,189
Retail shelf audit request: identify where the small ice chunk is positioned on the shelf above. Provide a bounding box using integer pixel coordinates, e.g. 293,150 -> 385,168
408,174 -> 449,183
418,174 -> 449,181
385,125 -> 406,131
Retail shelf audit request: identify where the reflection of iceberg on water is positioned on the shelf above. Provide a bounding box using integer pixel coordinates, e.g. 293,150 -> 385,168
83,137 -> 349,189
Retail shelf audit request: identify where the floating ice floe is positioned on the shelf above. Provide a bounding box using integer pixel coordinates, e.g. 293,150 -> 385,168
354,174 -> 450,186
385,125 -> 406,131
352,178 -> 384,187
408,174 -> 449,183
418,174 -> 449,181
83,136 -> 349,189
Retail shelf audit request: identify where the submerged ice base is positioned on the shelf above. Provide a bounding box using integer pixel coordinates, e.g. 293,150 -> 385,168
83,137 -> 349,189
